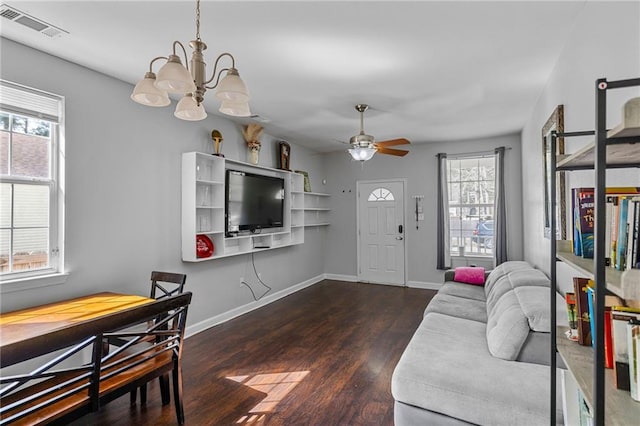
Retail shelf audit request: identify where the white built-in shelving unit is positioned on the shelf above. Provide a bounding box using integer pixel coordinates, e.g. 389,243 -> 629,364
182,153 -> 330,261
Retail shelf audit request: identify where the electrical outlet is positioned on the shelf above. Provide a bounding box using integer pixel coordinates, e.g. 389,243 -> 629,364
239,277 -> 244,285
257,273 -> 262,279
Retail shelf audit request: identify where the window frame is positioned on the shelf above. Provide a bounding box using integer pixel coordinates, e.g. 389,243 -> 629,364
0,80 -> 66,291
445,153 -> 496,258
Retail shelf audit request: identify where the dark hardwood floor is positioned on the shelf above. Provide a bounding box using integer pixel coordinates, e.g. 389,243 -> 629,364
75,280 -> 435,426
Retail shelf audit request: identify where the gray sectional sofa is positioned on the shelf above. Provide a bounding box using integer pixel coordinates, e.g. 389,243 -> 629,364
392,261 -> 566,425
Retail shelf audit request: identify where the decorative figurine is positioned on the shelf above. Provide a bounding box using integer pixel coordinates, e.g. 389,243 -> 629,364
278,141 -> 291,170
211,129 -> 224,157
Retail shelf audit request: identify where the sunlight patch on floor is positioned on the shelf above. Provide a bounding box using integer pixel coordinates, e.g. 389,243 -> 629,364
227,370 -> 310,423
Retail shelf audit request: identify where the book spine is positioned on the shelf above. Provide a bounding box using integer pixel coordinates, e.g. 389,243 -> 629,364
631,199 -> 640,269
605,196 -> 614,266
565,292 -> 578,341
626,200 -> 636,270
587,286 -> 596,349
573,277 -> 592,346
611,310 -> 640,390
573,188 -> 582,256
616,198 -> 629,270
579,192 -> 595,259
628,319 -> 640,401
605,310 -> 613,369
611,196 -> 620,267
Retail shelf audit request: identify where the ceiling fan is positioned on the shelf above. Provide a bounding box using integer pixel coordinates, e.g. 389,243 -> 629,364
348,104 -> 410,161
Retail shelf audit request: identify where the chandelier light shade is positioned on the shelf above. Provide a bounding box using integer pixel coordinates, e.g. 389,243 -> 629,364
219,100 -> 251,117
155,55 -> 197,94
348,146 -> 377,162
215,69 -> 250,102
130,72 -> 170,107
130,0 -> 251,121
174,94 -> 207,121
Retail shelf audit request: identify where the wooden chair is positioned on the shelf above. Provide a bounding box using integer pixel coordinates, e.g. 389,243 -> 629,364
129,271 -> 187,406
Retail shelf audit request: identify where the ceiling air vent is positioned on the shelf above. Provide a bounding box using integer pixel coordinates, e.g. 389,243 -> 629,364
0,3 -> 67,38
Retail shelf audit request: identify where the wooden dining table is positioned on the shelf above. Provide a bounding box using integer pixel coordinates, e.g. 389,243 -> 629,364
0,292 -> 154,368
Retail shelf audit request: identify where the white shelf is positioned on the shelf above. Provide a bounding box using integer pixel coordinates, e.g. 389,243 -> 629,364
303,192 -> 331,228
556,247 -> 626,298
557,126 -> 640,170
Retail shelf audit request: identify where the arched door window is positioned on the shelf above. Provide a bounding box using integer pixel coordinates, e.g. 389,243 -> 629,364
367,187 -> 395,202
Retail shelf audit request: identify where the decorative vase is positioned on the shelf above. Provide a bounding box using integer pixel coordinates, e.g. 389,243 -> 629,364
248,145 -> 260,165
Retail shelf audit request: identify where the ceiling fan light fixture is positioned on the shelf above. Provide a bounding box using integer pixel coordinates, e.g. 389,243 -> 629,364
348,146 -> 376,162
131,72 -> 170,107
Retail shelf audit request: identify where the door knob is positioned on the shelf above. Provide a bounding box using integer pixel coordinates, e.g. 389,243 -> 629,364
396,236 -> 404,240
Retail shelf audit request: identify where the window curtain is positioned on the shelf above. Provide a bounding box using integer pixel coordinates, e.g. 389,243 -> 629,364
437,153 -> 451,270
493,147 -> 507,266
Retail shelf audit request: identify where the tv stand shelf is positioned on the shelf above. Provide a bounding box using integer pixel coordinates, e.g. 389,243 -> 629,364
182,153 -> 313,261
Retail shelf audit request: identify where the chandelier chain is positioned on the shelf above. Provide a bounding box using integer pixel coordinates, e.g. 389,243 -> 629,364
195,0 -> 201,40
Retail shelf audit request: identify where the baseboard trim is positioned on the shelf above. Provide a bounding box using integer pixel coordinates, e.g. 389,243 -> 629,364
406,281 -> 442,290
185,274 -> 325,338
324,273 -> 358,282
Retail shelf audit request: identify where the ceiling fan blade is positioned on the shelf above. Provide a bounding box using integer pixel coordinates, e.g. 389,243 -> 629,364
376,147 -> 409,157
375,138 -> 411,147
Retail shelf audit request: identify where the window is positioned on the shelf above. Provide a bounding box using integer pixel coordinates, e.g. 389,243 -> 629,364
367,187 -> 395,202
446,154 -> 495,257
0,80 -> 64,282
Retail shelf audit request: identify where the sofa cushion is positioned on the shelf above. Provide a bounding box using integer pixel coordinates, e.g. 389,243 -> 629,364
392,313 -> 550,426
486,290 -> 532,360
424,293 -> 487,323
438,281 -> 486,301
515,286 -> 551,332
485,267 -> 550,318
484,261 -> 533,294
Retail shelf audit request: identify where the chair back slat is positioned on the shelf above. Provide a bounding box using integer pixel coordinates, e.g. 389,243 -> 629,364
150,271 -> 187,300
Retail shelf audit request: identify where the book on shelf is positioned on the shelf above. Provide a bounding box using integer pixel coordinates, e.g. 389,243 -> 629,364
572,188 -> 590,256
611,306 -> 640,391
628,319 -> 640,402
616,198 -> 630,270
565,292 -> 578,341
586,286 -> 622,368
578,190 -> 595,258
627,197 -> 640,269
573,277 -> 592,346
569,187 -> 640,269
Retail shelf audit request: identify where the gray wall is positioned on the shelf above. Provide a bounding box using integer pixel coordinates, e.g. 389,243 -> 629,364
520,1 -> 640,293
0,38 -> 328,328
323,133 -> 523,285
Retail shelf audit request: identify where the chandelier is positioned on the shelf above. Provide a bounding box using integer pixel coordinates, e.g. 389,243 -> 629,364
130,0 -> 250,121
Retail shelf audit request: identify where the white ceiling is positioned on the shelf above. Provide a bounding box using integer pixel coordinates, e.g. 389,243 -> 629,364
1,1 -> 589,152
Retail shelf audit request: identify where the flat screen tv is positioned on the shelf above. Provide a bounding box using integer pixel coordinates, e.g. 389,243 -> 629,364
225,170 -> 285,234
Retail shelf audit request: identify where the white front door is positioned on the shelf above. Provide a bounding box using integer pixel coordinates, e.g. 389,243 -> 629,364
357,180 -> 406,286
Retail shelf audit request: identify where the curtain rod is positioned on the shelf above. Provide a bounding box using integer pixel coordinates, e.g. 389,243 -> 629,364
435,146 -> 512,159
